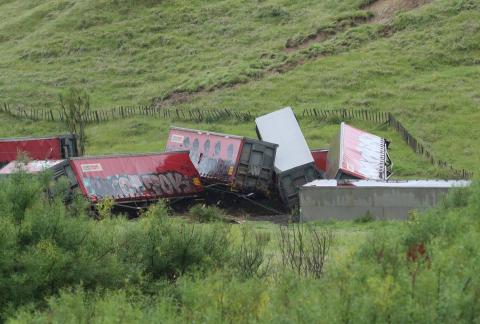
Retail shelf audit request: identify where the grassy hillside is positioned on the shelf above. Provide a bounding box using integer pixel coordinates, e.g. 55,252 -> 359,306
0,0 -> 369,107
2,0 -> 480,175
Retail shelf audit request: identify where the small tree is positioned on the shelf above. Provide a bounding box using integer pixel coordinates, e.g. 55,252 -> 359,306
59,88 -> 91,156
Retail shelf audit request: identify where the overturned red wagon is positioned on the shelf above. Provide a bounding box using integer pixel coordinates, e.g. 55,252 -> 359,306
0,134 -> 77,169
165,126 -> 277,196
66,152 -> 204,204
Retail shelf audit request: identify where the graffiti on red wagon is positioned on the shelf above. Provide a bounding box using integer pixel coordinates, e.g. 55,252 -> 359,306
82,171 -> 199,199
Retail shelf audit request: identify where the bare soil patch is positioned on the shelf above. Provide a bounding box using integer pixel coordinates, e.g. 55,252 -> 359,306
363,0 -> 433,23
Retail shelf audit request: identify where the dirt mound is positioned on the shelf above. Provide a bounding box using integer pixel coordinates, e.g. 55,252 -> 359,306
364,0 -> 432,23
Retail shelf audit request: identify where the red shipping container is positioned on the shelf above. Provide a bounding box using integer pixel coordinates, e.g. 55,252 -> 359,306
0,135 -> 77,168
311,149 -> 329,173
68,152 -> 203,203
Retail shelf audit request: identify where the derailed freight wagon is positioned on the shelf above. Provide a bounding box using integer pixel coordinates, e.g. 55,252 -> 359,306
165,126 -> 278,196
255,107 -> 319,209
326,122 -> 392,180
65,152 -> 204,206
0,134 -> 78,169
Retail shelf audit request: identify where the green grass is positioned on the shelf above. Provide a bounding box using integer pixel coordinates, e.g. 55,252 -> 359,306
2,0 -> 480,176
0,0 -> 369,107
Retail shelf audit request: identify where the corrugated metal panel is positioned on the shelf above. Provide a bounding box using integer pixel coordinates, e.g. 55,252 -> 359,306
255,107 -> 313,173
235,138 -> 277,195
69,152 -> 204,203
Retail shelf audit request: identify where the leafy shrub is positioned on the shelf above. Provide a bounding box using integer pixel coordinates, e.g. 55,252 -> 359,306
231,225 -> 271,279
256,6 -> 289,20
133,203 -> 231,281
95,197 -> 114,220
278,223 -> 335,278
354,211 -> 375,223
0,172 -> 130,321
189,204 -> 224,223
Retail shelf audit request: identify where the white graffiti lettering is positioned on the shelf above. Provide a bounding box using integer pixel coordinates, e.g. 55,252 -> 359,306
83,171 -> 198,199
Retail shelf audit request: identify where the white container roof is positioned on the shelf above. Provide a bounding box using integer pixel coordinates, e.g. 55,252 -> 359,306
303,179 -> 471,188
255,107 -> 313,172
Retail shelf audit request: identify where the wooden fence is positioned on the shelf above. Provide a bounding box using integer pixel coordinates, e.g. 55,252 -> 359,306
1,102 -> 253,123
1,102 -> 472,178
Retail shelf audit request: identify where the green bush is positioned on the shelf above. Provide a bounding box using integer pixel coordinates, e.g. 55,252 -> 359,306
0,173 -> 232,320
3,172 -> 480,323
189,204 -> 225,223
231,225 -> 271,279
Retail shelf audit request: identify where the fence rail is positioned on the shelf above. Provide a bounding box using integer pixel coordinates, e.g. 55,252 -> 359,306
0,102 -> 472,179
1,102 -> 253,123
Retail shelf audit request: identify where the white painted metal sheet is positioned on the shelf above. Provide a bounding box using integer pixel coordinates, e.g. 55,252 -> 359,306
255,107 -> 313,172
304,179 -> 471,188
0,160 -> 66,174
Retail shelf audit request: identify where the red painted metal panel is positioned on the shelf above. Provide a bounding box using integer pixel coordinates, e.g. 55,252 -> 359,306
165,127 -> 244,184
69,152 -> 203,203
0,138 -> 62,164
311,149 -> 328,173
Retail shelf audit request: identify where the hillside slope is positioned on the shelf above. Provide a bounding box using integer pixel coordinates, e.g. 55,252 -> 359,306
0,0 -> 369,107
1,0 -> 479,173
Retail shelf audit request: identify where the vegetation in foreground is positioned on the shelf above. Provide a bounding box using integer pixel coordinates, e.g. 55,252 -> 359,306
1,170 -> 479,323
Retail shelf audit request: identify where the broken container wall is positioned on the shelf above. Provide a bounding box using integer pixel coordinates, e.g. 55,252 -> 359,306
166,127 -> 243,184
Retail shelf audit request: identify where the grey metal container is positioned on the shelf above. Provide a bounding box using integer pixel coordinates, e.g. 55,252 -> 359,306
234,138 -> 278,196
276,162 -> 319,210
59,134 -> 78,159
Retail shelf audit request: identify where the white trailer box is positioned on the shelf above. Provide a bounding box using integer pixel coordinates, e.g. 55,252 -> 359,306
255,107 -> 313,172
256,107 -> 318,209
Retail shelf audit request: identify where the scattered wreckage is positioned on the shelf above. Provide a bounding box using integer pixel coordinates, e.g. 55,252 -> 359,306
0,107 -> 428,218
